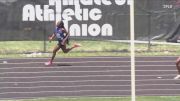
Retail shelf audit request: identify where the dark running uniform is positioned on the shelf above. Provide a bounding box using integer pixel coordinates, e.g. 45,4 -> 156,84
54,27 -> 65,46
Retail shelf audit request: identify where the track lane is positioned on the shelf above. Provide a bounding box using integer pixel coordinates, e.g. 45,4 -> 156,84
0,56 -> 179,100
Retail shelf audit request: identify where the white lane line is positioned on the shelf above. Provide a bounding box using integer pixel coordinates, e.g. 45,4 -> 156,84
1,89 -> 180,95
136,56 -> 178,58
0,79 -> 177,84
0,85 -> 131,89
1,79 -> 178,85
0,60 -> 175,65
1,84 -> 180,89
0,61 -> 125,65
0,68 -> 175,71
136,89 -> 180,91
0,70 -> 130,75
0,83 -> 180,89
0,96 -> 131,101
0,80 -> 130,84
135,65 -> 174,67
1,56 -> 177,60
138,94 -> 180,96
1,83 -> 180,89
136,84 -> 180,86
1,57 -> 129,60
0,74 -> 176,79
1,88 -> 180,94
0,66 -> 130,69
0,70 -> 176,75
0,79 -> 178,84
0,75 -> 128,78
0,83 -> 130,89
0,90 -> 131,95
0,60 -> 176,65
0,64 -> 175,69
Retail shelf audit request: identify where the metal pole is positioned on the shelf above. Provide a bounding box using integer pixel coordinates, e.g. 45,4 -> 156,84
130,0 -> 136,101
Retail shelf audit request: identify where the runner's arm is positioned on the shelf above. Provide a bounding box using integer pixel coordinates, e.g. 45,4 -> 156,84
61,28 -> 69,45
48,33 -> 55,42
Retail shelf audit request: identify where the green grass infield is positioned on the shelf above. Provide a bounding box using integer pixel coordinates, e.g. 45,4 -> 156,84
0,40 -> 180,58
3,96 -> 180,101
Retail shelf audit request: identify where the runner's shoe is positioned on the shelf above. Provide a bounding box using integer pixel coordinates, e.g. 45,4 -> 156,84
174,75 -> 180,79
44,61 -> 52,66
73,43 -> 81,48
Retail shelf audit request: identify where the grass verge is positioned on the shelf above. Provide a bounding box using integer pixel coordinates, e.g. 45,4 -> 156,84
4,96 -> 180,101
0,40 -> 180,58
0,40 -> 129,58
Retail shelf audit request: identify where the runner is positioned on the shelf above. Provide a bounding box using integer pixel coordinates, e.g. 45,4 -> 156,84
174,57 -> 180,79
45,21 -> 81,66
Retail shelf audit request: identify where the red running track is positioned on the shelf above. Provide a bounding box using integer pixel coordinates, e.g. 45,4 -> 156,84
0,56 -> 180,100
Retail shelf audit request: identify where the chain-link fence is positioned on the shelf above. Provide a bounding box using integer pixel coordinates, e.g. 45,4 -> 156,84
135,0 -> 180,43
0,0 -> 179,54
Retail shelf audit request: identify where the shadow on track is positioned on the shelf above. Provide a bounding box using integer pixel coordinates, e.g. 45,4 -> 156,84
57,64 -> 72,66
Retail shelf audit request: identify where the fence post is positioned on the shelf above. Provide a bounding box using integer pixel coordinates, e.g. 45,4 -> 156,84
148,12 -> 151,51
43,22 -> 47,53
147,0 -> 151,51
